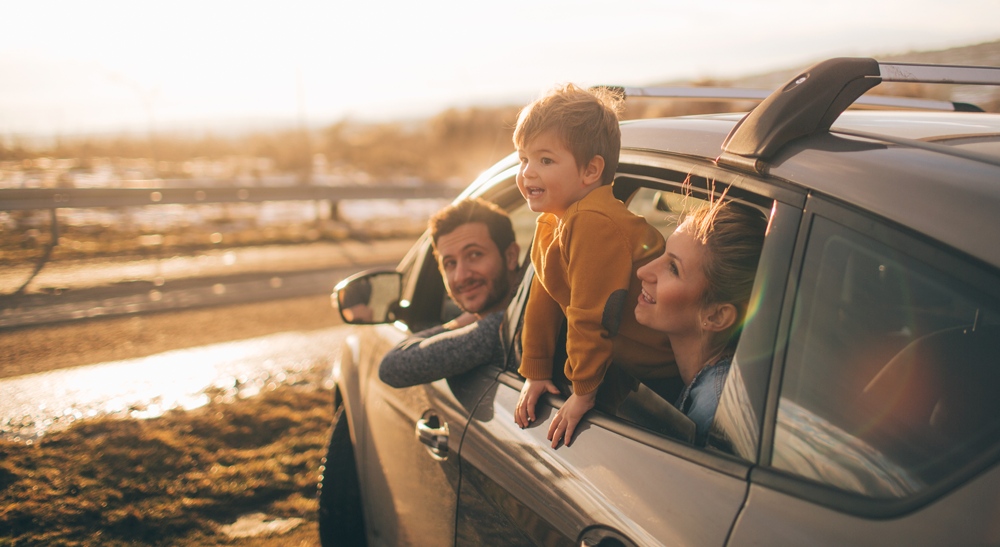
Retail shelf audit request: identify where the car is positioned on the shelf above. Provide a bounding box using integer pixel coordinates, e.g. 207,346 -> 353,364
318,57 -> 1000,547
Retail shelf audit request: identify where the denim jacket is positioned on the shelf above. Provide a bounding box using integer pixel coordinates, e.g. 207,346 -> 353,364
676,357 -> 732,445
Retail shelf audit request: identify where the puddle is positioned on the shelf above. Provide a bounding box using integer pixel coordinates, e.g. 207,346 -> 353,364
218,512 -> 305,538
0,327 -> 348,441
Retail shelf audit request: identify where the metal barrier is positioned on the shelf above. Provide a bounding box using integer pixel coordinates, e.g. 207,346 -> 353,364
0,183 -> 461,296
0,184 -> 461,211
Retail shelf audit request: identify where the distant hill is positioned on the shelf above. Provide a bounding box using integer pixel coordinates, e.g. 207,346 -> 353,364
725,40 -> 1000,110
729,39 -> 999,87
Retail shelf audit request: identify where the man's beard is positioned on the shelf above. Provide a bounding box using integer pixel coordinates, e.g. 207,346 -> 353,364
452,269 -> 511,315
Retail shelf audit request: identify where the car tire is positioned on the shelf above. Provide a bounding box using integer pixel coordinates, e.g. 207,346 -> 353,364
318,404 -> 367,547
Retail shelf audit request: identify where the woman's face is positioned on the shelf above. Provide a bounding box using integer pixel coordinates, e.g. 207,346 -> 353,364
635,226 -> 710,336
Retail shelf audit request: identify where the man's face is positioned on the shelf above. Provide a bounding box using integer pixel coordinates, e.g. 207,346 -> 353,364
436,222 -> 517,315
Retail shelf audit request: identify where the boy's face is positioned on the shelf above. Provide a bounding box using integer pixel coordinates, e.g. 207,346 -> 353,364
516,129 -> 603,219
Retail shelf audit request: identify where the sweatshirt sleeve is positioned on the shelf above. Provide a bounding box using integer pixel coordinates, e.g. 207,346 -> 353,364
378,311 -> 504,388
562,212 -> 635,395
517,274 -> 565,380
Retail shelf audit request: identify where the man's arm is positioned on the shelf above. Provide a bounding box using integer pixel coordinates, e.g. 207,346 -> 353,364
378,310 -> 505,388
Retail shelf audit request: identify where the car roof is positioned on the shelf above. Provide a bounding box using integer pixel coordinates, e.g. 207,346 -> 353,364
620,112 -> 1000,271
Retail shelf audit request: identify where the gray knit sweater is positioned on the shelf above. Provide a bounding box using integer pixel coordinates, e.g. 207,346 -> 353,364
377,311 -> 506,388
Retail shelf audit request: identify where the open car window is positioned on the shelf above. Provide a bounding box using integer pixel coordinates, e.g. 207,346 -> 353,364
507,177 -> 774,449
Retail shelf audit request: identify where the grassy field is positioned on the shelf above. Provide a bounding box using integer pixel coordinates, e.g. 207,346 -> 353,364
0,383 -> 332,546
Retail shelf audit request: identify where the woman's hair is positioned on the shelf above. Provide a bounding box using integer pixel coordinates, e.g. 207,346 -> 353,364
678,196 -> 768,350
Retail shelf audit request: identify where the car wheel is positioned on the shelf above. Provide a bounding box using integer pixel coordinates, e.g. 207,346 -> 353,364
318,404 -> 367,547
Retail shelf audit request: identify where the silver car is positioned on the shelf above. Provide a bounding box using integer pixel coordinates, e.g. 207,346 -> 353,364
321,58 -> 1000,547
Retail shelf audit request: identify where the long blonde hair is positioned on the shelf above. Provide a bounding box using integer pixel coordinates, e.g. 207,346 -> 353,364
677,186 -> 767,350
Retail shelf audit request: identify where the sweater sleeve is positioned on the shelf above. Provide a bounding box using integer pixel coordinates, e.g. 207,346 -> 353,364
378,311 -> 504,388
517,274 -> 565,380
562,212 -> 636,395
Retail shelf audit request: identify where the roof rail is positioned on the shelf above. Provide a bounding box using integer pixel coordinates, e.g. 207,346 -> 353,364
879,62 -> 1000,86
714,58 -> 1000,172
610,86 -> 968,112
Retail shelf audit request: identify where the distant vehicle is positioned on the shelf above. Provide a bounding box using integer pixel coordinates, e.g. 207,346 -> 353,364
321,58 -> 1000,546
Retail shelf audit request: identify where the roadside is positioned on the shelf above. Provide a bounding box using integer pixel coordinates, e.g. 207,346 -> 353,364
0,381 -> 331,547
0,238 -> 413,545
0,294 -> 357,546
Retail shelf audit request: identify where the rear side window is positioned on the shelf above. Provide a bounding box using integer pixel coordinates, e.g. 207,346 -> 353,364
772,215 -> 1000,498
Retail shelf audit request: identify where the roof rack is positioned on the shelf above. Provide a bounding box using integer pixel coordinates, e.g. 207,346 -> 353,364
715,58 -> 1000,172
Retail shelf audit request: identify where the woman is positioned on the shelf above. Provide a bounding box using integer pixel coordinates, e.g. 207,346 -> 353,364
635,199 -> 767,444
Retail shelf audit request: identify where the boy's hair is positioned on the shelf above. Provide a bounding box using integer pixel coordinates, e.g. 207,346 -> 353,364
513,83 -> 623,186
429,198 -> 516,256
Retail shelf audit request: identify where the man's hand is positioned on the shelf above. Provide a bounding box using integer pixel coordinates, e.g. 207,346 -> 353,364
515,378 -> 559,428
444,312 -> 478,330
547,389 -> 597,448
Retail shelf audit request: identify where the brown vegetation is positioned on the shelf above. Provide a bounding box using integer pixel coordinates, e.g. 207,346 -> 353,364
0,384 -> 331,546
0,106 -> 524,184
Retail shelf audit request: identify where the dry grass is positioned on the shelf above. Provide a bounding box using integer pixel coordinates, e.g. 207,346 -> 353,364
0,384 -> 333,547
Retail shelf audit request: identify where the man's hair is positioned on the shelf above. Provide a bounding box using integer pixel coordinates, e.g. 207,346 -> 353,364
429,198 -> 516,256
513,83 -> 623,186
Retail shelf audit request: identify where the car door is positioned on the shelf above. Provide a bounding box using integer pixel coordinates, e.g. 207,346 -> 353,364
355,165 -> 539,547
453,166 -> 804,546
350,232 -> 498,547
728,196 -> 1000,546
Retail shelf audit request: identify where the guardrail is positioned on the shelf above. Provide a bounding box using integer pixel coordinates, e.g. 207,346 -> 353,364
0,184 -> 462,211
0,183 -> 462,297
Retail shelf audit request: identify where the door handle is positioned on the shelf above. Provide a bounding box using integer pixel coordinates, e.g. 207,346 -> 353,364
416,413 -> 449,460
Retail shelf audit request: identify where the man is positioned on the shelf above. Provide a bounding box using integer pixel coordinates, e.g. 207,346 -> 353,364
378,198 -> 522,388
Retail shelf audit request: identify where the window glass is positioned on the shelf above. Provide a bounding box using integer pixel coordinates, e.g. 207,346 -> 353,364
507,201 -> 540,266
627,188 -> 690,238
773,216 -> 1000,498
605,187 -> 710,443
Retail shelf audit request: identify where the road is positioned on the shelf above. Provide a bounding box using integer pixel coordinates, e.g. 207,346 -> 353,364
0,237 -> 415,436
0,237 -> 416,328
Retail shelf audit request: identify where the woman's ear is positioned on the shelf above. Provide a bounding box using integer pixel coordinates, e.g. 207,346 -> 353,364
582,155 -> 605,186
702,303 -> 738,332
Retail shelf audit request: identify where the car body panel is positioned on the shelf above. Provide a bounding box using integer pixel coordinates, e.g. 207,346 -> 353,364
729,462 -> 1000,547
456,378 -> 749,547
768,133 -> 1000,270
344,323 -> 496,546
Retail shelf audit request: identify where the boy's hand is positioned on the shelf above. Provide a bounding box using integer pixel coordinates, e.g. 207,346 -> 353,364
547,389 -> 597,448
515,379 -> 559,428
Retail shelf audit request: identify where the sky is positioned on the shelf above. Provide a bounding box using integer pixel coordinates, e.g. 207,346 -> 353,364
2,0 -> 999,136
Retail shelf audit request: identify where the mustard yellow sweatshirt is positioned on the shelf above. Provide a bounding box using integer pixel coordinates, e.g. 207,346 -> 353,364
518,185 -> 677,395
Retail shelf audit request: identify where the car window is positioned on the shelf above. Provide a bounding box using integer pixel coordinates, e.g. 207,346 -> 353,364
507,201 -> 540,266
772,215 -> 1000,499
627,187 -> 689,237
602,186 -> 711,443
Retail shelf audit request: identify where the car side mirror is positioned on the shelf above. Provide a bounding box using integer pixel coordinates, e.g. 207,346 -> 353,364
333,270 -> 403,325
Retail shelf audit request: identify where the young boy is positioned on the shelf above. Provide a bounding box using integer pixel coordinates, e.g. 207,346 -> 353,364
513,83 -> 676,448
